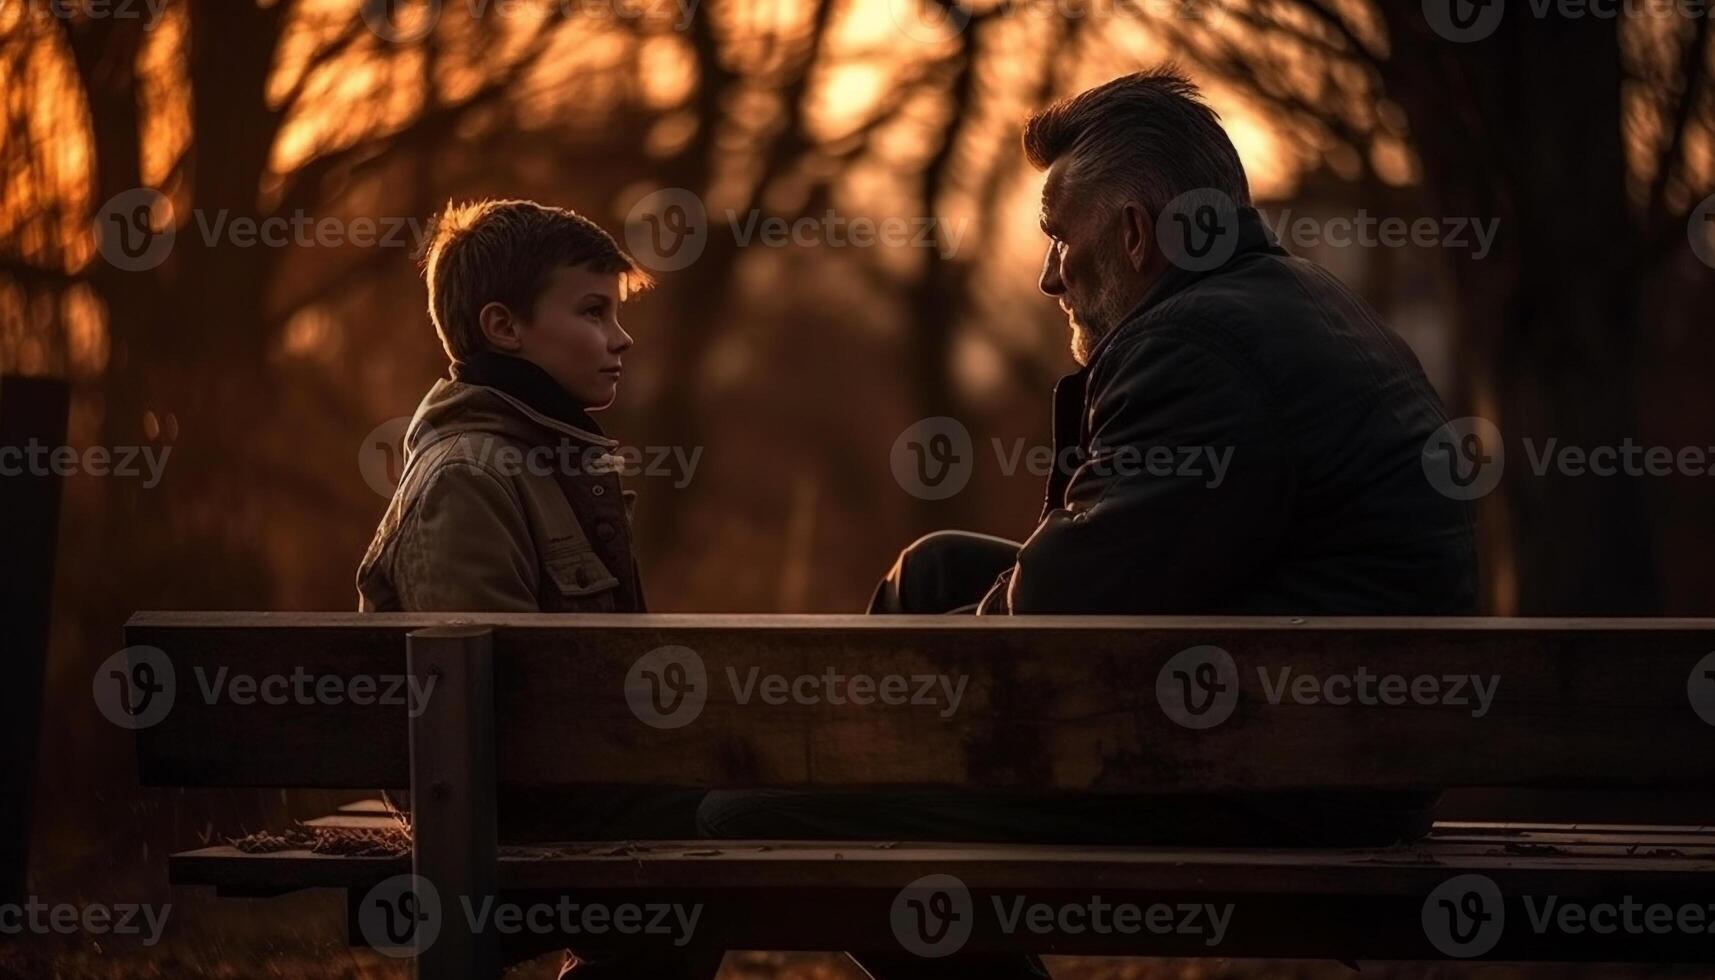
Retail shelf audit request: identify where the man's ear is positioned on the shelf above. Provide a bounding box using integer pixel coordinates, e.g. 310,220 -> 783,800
1119,201 -> 1154,272
478,301 -> 524,351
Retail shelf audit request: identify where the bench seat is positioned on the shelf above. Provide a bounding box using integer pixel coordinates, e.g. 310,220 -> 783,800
169,819 -> 1715,961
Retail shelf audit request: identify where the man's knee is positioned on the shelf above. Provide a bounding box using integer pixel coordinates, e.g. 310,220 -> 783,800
892,530 -> 974,580
877,530 -> 1019,615
696,790 -> 782,838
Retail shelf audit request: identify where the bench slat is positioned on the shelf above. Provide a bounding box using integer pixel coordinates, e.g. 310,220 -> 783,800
170,834 -> 1715,895
126,614 -> 1715,793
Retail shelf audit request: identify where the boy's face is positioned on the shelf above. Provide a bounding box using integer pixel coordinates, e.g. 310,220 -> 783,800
512,265 -> 633,410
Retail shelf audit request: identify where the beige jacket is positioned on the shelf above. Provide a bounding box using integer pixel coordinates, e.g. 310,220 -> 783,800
356,380 -> 643,613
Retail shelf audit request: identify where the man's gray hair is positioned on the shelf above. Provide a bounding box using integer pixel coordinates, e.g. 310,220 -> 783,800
1022,67 -> 1251,217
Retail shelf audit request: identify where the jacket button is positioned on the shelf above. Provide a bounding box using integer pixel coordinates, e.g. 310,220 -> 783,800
596,522 -> 616,542
590,485 -> 605,496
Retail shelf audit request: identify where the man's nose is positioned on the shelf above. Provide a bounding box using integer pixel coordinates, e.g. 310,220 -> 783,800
1039,244 -> 1065,297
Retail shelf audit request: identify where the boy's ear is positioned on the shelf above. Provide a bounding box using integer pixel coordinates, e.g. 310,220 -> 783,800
477,301 -> 524,352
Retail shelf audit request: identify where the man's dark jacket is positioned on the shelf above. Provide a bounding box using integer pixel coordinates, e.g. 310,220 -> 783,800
983,207 -> 1478,616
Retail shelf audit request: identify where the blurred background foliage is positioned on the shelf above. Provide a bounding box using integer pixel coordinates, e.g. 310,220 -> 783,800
2,0 -> 1713,975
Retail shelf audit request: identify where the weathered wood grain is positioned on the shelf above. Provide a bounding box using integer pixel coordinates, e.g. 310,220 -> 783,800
126,613 -> 1715,792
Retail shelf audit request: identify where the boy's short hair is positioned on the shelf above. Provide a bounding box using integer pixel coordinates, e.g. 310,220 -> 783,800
419,199 -> 654,362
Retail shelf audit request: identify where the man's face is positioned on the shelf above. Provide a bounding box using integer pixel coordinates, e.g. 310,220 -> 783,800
513,265 -> 633,410
1038,159 -> 1136,365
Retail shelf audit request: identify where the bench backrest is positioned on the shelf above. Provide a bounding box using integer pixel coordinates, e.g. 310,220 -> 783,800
121,612 -> 1715,793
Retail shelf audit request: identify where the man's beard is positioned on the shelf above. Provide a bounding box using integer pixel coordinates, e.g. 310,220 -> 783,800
1067,247 -> 1138,365
1068,283 -> 1131,365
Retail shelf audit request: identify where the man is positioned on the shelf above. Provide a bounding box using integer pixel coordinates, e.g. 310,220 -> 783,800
699,68 -> 1478,979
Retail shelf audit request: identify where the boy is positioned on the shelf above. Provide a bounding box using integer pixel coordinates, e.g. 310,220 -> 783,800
358,198 -> 651,615
357,200 -> 719,978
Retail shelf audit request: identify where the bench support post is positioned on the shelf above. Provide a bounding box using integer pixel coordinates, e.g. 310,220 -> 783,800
408,625 -> 498,980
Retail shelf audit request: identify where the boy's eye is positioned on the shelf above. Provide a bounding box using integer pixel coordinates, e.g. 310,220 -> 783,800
583,302 -> 607,317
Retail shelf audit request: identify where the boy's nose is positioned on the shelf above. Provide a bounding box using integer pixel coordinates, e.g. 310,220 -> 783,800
611,323 -> 634,353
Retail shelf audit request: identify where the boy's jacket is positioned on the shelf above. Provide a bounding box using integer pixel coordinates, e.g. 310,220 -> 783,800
356,378 -> 644,613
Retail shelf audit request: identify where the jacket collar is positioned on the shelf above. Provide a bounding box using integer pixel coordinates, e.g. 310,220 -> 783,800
1081,206 -> 1285,367
1039,206 -> 1283,518
450,350 -> 607,438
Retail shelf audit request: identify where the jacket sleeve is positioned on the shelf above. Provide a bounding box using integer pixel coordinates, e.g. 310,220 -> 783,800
998,332 -> 1292,614
391,461 -> 540,612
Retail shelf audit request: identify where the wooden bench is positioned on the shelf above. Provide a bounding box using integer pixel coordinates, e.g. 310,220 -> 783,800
123,612 -> 1715,976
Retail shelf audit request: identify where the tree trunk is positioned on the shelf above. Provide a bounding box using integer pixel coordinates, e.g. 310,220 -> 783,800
1380,9 -> 1658,613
